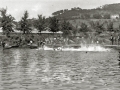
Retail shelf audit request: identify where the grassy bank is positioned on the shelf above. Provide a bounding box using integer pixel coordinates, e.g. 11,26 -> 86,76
0,31 -> 116,48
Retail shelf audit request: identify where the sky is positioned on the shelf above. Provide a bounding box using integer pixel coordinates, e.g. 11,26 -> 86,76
0,0 -> 120,21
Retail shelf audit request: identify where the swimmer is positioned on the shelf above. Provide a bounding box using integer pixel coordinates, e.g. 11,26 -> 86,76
53,46 -> 63,51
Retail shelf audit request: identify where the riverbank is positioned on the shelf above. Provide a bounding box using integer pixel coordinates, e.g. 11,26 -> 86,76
1,42 -> 120,51
0,30 -> 119,50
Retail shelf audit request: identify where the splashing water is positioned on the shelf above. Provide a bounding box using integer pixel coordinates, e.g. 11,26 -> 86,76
37,45 -> 110,52
63,45 -> 110,52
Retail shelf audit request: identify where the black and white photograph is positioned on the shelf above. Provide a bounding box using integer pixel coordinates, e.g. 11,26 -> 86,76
0,0 -> 120,90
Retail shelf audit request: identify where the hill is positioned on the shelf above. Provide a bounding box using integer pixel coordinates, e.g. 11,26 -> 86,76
52,3 -> 120,20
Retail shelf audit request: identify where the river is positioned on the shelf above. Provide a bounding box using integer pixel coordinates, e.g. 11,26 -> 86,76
0,48 -> 120,90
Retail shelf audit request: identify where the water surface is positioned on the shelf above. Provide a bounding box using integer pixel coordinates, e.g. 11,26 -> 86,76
0,48 -> 120,90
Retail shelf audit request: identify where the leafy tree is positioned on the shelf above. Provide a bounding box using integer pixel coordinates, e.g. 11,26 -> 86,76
107,22 -> 114,32
90,21 -> 104,33
95,21 -> 104,33
79,23 -> 89,32
61,20 -> 72,37
89,21 -> 96,30
34,15 -> 46,34
93,13 -> 102,19
49,17 -> 60,33
0,8 -> 14,37
19,11 -> 32,34
104,14 -> 110,19
84,13 -> 90,19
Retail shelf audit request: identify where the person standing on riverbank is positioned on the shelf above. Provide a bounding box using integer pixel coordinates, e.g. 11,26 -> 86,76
1,40 -> 5,49
110,35 -> 114,45
37,39 -> 40,47
117,35 -> 120,45
30,39 -> 33,45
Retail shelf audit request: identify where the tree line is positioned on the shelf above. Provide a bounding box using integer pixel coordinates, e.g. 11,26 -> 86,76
0,8 -> 73,37
0,8 -> 120,39
75,21 -> 120,34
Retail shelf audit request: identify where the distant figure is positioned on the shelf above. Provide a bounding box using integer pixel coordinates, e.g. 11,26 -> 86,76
114,37 -> 116,45
40,41 -> 45,48
96,40 -> 99,46
117,36 -> 120,45
96,41 -> 99,44
118,51 -> 120,68
91,40 -> 94,44
19,38 -> 22,45
30,40 -> 33,45
42,42 -> 45,48
40,41 -> 43,47
118,62 -> 120,68
118,51 -> 120,61
110,35 -> 114,45
0,40 -> 2,46
2,41 -> 5,49
37,40 -> 40,47
53,46 -> 63,51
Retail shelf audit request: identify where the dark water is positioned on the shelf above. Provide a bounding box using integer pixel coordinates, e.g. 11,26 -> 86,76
0,48 -> 120,90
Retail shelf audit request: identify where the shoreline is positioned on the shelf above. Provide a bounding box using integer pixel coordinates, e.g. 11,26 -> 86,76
1,44 -> 120,50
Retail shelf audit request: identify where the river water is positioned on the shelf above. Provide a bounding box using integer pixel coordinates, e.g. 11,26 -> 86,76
0,48 -> 120,90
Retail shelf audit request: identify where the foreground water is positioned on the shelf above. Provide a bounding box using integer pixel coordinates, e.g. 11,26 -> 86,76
0,48 -> 120,90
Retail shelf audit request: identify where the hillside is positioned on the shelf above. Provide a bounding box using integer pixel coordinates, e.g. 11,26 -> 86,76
52,3 -> 120,20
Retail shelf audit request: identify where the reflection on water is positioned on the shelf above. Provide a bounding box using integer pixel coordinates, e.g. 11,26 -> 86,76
118,51 -> 120,68
0,48 -> 120,90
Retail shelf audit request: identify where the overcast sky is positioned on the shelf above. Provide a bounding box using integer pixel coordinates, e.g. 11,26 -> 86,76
0,0 -> 120,21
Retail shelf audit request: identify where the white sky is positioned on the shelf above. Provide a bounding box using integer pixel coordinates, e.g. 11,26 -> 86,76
0,0 -> 120,21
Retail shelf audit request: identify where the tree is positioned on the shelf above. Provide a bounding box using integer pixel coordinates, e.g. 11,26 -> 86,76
61,20 -> 72,37
104,14 -> 110,19
19,11 -> 32,34
90,21 -> 104,34
0,8 -> 14,37
49,17 -> 60,33
107,22 -> 114,32
89,21 -> 96,30
34,15 -> 46,34
93,13 -> 102,19
95,21 -> 104,34
79,23 -> 89,32
84,13 -> 90,19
